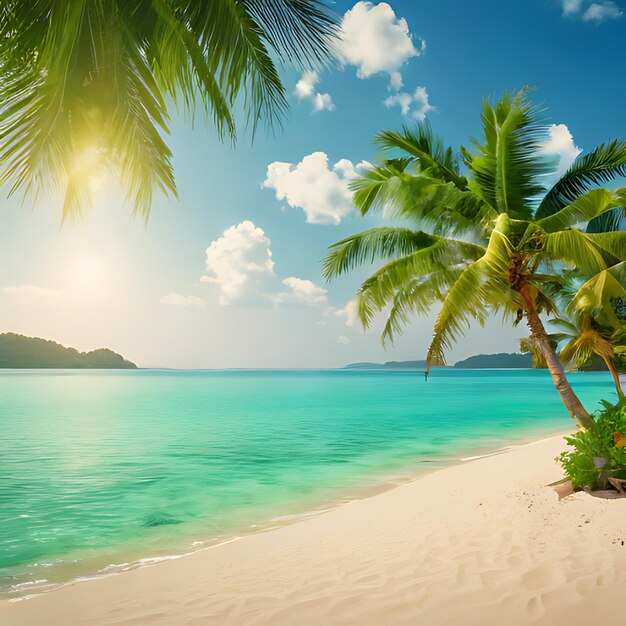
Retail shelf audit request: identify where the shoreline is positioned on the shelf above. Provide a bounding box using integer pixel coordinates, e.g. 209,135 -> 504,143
2,423 -> 572,603
4,430 -> 626,625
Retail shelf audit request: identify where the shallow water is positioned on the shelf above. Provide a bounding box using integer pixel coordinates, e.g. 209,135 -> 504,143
0,368 -> 616,596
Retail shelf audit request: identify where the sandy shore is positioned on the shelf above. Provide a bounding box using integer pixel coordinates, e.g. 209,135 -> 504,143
3,433 -> 626,626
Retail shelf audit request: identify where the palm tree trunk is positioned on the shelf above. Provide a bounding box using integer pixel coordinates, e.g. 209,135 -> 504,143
600,355 -> 625,400
520,287 -> 594,429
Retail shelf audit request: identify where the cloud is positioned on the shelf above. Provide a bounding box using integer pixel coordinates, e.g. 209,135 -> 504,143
199,221 -> 329,308
336,2 -> 424,88
263,152 -> 369,225
335,298 -> 362,328
273,277 -> 328,307
294,71 -> 335,112
160,293 -> 205,308
561,0 -> 622,21
582,2 -> 622,21
201,221 -> 275,305
336,335 -> 351,345
384,86 -> 433,120
562,0 -> 583,14
540,123 -> 582,178
3,285 -> 61,298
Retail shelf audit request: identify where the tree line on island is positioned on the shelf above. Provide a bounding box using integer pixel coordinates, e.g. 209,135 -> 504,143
0,334 -> 136,369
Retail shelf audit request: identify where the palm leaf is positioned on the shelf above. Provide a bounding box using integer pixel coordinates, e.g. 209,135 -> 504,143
537,139 -> 626,218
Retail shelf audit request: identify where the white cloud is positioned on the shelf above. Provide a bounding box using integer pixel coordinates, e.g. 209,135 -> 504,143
540,123 -> 582,178
263,152 -> 369,225
313,93 -> 335,112
562,0 -> 583,14
388,70 -> 404,91
294,71 -> 335,112
561,0 -> 622,20
273,277 -> 328,307
337,335 -> 351,345
582,2 -> 622,21
3,285 -> 61,298
201,221 -> 275,305
384,85 -> 433,120
335,298 -> 362,328
336,2 -> 424,89
160,293 -> 205,308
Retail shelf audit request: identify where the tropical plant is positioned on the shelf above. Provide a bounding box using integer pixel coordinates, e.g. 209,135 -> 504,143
549,315 -> 624,399
558,399 -> 626,490
0,0 -> 337,219
323,89 -> 626,430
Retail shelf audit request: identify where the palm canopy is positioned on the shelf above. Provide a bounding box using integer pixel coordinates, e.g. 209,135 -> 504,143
0,0 -> 337,219
324,90 -> 626,428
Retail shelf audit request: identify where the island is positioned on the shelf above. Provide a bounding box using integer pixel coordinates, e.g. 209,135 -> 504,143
343,353 -> 534,370
0,333 -> 137,369
453,352 -> 533,369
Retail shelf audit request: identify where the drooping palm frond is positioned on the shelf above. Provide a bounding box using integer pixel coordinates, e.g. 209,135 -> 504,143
570,262 -> 626,325
536,188 -> 623,233
537,140 -> 626,218
0,0 -> 339,218
379,266 -> 464,345
519,336 -> 549,368
322,228 -> 443,280
586,207 -> 626,233
541,228 -> 620,275
426,216 -> 519,372
463,89 -> 550,219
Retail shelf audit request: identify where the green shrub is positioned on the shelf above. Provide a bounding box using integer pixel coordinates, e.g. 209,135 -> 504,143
558,399 -> 626,491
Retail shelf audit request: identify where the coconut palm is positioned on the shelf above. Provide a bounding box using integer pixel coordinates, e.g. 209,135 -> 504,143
323,90 -> 626,429
0,1 -> 337,219
549,316 -> 624,399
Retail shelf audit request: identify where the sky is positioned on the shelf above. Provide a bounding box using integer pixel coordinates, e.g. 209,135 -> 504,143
0,0 -> 624,368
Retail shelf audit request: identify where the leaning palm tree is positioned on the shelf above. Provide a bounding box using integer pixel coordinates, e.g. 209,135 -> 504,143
324,90 -> 626,430
0,1 -> 337,219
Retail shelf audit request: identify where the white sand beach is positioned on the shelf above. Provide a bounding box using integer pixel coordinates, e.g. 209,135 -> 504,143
3,433 -> 626,626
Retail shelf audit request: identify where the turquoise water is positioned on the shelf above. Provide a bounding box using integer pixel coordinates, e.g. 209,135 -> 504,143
0,368 -> 616,596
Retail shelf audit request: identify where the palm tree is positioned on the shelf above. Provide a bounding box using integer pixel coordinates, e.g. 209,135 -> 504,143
549,316 -> 624,399
323,90 -> 626,430
0,1 -> 337,219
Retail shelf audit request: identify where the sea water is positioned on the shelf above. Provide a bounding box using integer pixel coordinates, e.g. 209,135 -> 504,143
0,368 -> 616,596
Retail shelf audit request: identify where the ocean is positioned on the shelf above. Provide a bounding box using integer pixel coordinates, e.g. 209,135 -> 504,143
0,368 -> 616,597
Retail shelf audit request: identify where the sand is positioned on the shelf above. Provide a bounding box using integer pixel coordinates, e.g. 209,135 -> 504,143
3,434 -> 626,626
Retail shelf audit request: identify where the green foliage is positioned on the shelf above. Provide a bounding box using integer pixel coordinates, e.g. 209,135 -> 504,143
0,0 -> 338,219
558,400 -> 626,490
0,333 -> 137,368
325,90 -> 626,375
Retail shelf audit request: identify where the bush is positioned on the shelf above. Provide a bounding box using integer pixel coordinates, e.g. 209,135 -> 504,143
558,399 -> 626,491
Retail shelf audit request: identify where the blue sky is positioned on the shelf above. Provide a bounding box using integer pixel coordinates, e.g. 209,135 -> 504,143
0,0 -> 624,368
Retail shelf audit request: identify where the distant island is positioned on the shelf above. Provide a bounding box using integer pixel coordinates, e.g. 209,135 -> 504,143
343,360 -> 427,370
453,352 -> 533,369
344,353 -> 533,370
0,333 -> 137,369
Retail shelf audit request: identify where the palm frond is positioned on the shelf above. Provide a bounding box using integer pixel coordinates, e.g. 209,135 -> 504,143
0,0 -> 339,217
426,216 -> 518,372
374,123 -> 467,189
322,228 -> 442,280
537,139 -> 626,218
463,89 -> 550,219
536,188 -> 622,233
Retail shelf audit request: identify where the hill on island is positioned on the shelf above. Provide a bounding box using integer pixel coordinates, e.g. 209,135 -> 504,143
0,333 -> 137,369
453,352 -> 533,369
343,360 -> 427,370
344,353 -> 534,370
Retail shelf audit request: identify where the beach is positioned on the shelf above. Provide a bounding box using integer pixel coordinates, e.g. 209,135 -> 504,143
3,433 -> 626,626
